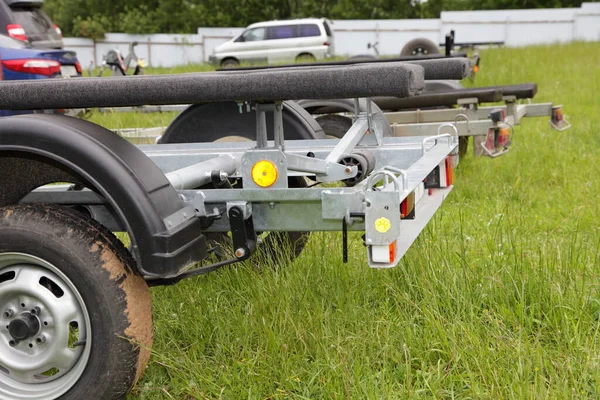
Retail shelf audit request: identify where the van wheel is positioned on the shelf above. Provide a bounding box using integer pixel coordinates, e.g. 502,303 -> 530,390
296,53 -> 316,64
400,38 -> 440,56
0,205 -> 153,400
221,58 -> 239,69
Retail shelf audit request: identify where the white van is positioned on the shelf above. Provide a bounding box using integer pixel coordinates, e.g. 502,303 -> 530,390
209,18 -> 334,68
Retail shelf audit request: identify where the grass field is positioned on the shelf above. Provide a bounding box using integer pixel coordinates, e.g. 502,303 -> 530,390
102,42 -> 600,399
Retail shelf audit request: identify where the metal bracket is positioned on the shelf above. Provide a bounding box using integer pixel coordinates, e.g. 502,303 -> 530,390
321,189 -> 365,220
226,201 -> 252,219
229,205 -> 257,259
287,153 -> 357,182
163,205 -> 196,231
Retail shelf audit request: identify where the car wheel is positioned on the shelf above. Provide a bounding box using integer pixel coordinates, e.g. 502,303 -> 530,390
220,58 -> 239,69
400,38 -> 440,56
0,204 -> 153,400
295,53 -> 316,64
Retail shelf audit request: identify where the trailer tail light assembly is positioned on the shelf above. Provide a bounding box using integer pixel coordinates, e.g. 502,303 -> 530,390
370,241 -> 398,264
2,59 -> 61,76
482,126 -> 512,157
423,156 -> 455,189
400,192 -> 416,219
549,105 -> 571,131
489,108 -> 505,123
6,24 -> 27,41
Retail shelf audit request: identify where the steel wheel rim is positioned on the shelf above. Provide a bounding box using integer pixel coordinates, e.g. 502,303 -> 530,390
0,253 -> 92,400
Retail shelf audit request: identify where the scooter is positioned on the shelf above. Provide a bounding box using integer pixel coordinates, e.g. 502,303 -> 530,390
97,41 -> 147,76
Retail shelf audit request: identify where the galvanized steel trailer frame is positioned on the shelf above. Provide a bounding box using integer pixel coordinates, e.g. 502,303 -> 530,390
0,59 -> 470,400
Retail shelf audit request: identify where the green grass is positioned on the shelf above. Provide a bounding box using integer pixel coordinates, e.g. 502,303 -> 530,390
116,42 -> 600,399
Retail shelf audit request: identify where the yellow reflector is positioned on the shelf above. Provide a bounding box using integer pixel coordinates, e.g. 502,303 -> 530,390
251,160 -> 278,187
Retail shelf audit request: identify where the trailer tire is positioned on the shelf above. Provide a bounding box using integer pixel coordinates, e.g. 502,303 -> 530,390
315,114 -> 353,138
400,38 -> 440,56
0,204 -> 153,400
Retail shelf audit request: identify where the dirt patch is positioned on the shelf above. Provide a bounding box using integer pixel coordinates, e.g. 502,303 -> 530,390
99,247 -> 154,382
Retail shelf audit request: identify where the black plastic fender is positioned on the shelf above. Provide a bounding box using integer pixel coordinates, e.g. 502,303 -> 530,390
0,114 -> 206,279
159,100 -> 325,143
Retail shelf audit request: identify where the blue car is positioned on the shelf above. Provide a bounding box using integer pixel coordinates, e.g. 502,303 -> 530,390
0,33 -> 81,116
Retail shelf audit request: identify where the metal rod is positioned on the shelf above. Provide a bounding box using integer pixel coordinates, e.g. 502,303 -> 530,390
165,154 -> 237,189
274,101 -> 284,150
256,107 -> 268,148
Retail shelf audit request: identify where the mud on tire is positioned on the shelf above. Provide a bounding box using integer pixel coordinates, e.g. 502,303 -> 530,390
0,205 -> 153,400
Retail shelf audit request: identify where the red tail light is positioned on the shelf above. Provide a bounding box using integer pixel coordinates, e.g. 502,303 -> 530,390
2,59 -> 61,76
75,61 -> 82,73
53,24 -> 63,38
323,42 -> 330,46
444,156 -> 454,186
6,24 -> 27,41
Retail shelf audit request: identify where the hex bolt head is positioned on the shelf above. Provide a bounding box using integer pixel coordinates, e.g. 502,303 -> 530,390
8,340 -> 17,347
30,307 -> 41,316
3,309 -> 14,319
35,336 -> 46,344
345,167 -> 352,174
234,248 -> 246,258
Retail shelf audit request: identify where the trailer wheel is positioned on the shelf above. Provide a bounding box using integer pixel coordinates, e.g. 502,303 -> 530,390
0,205 -> 152,400
315,114 -> 353,138
400,38 -> 440,56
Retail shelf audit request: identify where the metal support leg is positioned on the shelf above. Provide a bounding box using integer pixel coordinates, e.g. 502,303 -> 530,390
273,101 -> 284,151
256,105 -> 268,148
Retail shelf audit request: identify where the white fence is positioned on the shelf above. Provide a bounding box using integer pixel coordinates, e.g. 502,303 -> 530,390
64,2 -> 600,69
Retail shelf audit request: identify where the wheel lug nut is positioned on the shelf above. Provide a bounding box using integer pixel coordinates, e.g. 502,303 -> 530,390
8,340 -> 18,347
3,309 -> 14,318
31,306 -> 41,315
35,336 -> 46,344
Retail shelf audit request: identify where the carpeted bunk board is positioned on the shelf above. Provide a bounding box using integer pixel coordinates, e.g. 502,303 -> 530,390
371,83 -> 538,111
0,62 -> 430,110
216,54 -> 471,71
217,57 -> 472,81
